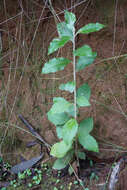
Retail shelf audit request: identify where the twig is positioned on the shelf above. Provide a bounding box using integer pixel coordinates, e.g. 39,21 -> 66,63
69,163 -> 85,190
95,54 -> 127,65
18,114 -> 51,150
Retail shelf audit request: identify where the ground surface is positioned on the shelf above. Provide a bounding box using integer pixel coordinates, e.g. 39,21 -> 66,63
0,0 -> 127,189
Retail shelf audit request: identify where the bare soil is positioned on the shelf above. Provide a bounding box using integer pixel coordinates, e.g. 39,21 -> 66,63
0,0 -> 127,189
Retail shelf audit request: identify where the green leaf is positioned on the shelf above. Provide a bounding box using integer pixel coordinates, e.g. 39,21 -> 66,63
53,97 -> 64,103
52,98 -> 76,117
56,126 -> 63,139
54,188 -> 58,190
78,134 -> 99,152
53,158 -> 67,170
77,83 -> 91,101
78,118 -> 93,139
50,140 -> 72,158
74,45 -> 92,56
57,22 -> 73,40
77,23 -> 105,34
59,81 -> 75,93
66,104 -> 77,117
49,97 -> 72,114
76,52 -> 97,71
77,96 -> 90,107
65,11 -> 76,28
47,111 -> 69,126
62,119 -> 78,144
48,36 -> 70,55
42,57 -> 71,74
53,150 -> 74,170
77,151 -> 86,160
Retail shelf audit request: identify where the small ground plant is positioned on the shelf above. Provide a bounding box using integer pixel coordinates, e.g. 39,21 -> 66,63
42,11 -> 104,171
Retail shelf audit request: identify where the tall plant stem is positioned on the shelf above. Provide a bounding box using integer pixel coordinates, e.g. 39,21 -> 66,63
73,29 -> 79,161
73,30 -> 77,120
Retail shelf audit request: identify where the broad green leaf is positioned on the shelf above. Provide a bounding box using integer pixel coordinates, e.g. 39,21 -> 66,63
53,158 -> 67,170
57,22 -> 73,41
62,119 -> 78,144
47,111 -> 69,126
77,23 -> 105,34
49,97 -> 72,114
77,151 -> 86,160
53,150 -> 74,170
59,81 -> 75,93
53,97 -> 65,103
42,57 -> 71,74
50,140 -> 72,158
77,83 -> 91,101
65,11 -> 76,29
78,118 -> 93,139
77,96 -> 90,107
53,97 -> 75,116
76,52 -> 97,71
48,36 -> 70,55
66,104 -> 77,117
74,45 -> 92,56
56,126 -> 63,139
78,134 -> 99,152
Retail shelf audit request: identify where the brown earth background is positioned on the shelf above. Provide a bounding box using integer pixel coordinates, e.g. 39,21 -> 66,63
0,0 -> 127,173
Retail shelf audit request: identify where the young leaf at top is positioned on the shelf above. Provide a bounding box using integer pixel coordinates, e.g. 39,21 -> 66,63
76,52 -> 97,71
78,118 -> 93,140
50,140 -> 72,158
77,83 -> 91,101
62,119 -> 78,144
78,134 -> 99,152
74,45 -> 93,57
42,57 -> 71,74
48,36 -> 70,55
49,97 -> 72,114
53,150 -> 74,170
47,111 -> 69,126
59,81 -> 75,93
57,22 -> 73,41
65,11 -> 76,29
77,23 -> 105,34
